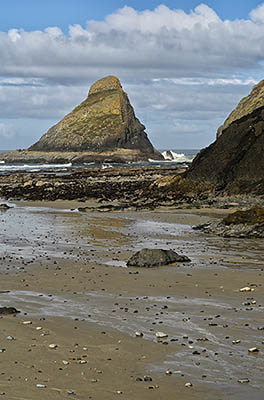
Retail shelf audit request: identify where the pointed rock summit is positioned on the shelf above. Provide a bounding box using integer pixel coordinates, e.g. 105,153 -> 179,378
187,80 -> 264,194
29,76 -> 161,160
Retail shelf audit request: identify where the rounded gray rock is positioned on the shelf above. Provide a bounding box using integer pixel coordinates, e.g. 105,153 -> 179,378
127,248 -> 191,267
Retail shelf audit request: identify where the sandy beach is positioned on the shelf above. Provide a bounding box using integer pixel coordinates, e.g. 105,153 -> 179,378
0,201 -> 263,399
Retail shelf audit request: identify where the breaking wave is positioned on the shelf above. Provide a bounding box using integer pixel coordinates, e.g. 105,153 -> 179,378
162,150 -> 194,163
0,163 -> 72,172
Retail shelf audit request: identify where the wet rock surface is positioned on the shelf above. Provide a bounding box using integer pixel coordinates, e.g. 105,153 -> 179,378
0,307 -> 20,315
127,248 -> 191,267
0,166 -> 186,203
186,99 -> 264,195
194,205 -> 264,238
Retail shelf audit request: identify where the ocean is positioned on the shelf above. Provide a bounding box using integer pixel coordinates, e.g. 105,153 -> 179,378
0,149 -> 199,173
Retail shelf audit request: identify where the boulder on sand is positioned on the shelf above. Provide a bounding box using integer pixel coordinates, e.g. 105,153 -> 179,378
127,248 -> 191,267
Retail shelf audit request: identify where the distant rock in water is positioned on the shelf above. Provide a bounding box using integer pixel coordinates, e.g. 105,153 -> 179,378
28,76 -> 161,160
186,80 -> 264,194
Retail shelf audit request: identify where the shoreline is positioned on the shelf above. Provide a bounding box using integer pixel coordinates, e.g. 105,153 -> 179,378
0,202 -> 263,399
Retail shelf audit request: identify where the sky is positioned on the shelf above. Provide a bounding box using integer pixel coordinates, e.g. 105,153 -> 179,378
1,1 -> 264,150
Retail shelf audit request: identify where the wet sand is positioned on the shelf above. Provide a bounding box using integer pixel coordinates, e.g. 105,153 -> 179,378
0,201 -> 263,399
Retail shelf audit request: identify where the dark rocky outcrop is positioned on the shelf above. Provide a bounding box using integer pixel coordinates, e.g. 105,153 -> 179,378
194,206 -> 264,238
27,75 -> 161,161
186,81 -> 264,195
127,248 -> 190,267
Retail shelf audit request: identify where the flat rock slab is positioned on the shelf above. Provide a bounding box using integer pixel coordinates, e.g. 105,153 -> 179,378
127,248 -> 191,267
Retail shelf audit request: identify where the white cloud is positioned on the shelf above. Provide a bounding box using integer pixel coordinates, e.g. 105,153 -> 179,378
0,3 -> 264,149
250,4 -> 264,23
0,4 -> 264,83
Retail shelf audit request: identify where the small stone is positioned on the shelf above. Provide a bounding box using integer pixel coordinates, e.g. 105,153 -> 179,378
48,344 -> 58,349
248,347 -> 259,353
136,377 -> 143,382
62,360 -> 69,365
239,287 -> 254,292
238,378 -> 250,384
144,376 -> 152,382
36,327 -> 42,330
155,332 -> 168,339
36,384 -> 46,388
7,336 -> 15,341
116,391 -> 123,395
185,382 -> 193,387
23,321 -> 32,325
67,390 -> 76,395
165,369 -> 172,375
135,331 -> 144,337
232,340 -> 241,344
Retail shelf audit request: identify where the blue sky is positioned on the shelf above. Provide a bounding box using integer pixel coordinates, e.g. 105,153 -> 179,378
1,1 -> 264,150
1,1 -> 263,31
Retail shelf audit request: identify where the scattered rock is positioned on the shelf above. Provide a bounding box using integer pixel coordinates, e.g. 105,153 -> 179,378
238,378 -> 250,384
185,382 -> 193,387
248,347 -> 259,353
0,307 -> 20,315
240,287 -> 254,292
48,343 -> 58,349
143,376 -> 152,382
135,331 -> 144,337
127,248 -> 190,267
155,332 -> 168,339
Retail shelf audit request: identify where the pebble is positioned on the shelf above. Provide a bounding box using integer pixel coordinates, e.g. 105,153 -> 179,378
36,384 -> 46,388
144,376 -> 152,382
155,332 -> 168,339
238,378 -> 250,384
185,382 -> 193,387
116,391 -> 123,395
239,287 -> 254,292
7,336 -> 15,341
165,369 -> 172,375
248,347 -> 259,353
67,390 -> 76,395
23,321 -> 32,325
135,331 -> 144,337
48,343 -> 58,349
62,360 -> 69,365
232,340 -> 241,345
36,327 -> 42,330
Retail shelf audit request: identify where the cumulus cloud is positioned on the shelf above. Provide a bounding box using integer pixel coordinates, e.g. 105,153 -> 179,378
0,4 -> 264,83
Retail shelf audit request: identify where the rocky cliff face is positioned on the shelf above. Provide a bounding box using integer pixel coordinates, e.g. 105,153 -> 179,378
29,76 -> 161,160
186,81 -> 264,194
217,80 -> 264,137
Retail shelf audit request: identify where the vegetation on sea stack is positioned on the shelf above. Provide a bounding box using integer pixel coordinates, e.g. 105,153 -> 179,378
29,75 -> 161,160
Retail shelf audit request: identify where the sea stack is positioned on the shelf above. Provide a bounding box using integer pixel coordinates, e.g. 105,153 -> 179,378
29,75 -> 161,160
186,80 -> 264,194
